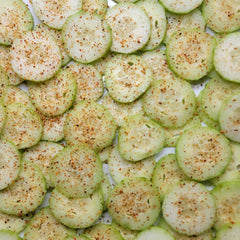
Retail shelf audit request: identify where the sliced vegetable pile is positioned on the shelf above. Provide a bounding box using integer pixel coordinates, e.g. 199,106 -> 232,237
0,0 -> 240,239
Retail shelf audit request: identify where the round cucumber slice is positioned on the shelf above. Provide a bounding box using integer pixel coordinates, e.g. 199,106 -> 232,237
216,223 -> 240,240
214,32 -> 240,83
118,114 -> 165,162
62,11 -> 111,64
162,181 -> 216,236
105,3 -> 150,53
64,101 -> 117,151
176,126 -> 231,181
166,28 -> 215,81
50,144 -> 103,198
105,54 -> 153,103
108,177 -> 161,231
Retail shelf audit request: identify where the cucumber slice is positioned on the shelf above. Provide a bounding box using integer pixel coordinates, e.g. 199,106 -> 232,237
28,69 -> 76,116
105,3 -> 150,53
66,62 -> 103,104
111,221 -> 138,240
1,103 -> 43,149
64,101 -> 117,151
202,0 -> 240,33
108,177 -> 161,230
24,207 -> 76,240
118,114 -> 165,162
201,77 -> 240,122
64,236 -> 90,240
82,0 -> 107,16
49,188 -> 103,229
212,142 -> 240,185
164,9 -> 206,44
50,144 -> 103,198
3,86 -> 34,109
35,24 -> 71,66
214,32 -> 240,83
62,12 -> 111,64
105,54 -> 153,103
211,181 -> 240,230
0,160 -> 46,216
141,48 -> 175,82
158,218 -> 214,240
0,0 -> 33,46
109,147 -> 156,184
0,66 -> 9,98
216,223 -> 240,240
10,30 -> 62,82
176,127 -> 231,181
162,181 -> 216,236
0,230 -> 21,240
159,0 -> 203,14
166,28 -> 215,81
133,226 -> 175,240
219,93 -> 240,142
32,0 -> 82,30
0,45 -> 23,85
98,145 -> 114,163
102,93 -> 144,126
136,0 -> 166,51
143,77 -> 196,128
164,116 -> 201,147
0,101 -> 5,133
101,173 -> 113,211
152,154 -> 189,201
0,140 -> 20,190
22,141 -> 64,189
84,223 -> 124,240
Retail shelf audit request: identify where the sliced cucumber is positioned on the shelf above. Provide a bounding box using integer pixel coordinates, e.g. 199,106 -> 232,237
0,45 -> 23,85
23,207 -> 76,240
0,0 -> 33,46
219,93 -> 240,142
108,177 -> 161,230
50,144 -> 103,198
133,226 -> 175,240
118,114 -> 165,162
162,181 -> 216,236
143,77 -> 196,128
201,77 -> 240,122
1,103 -> 43,149
214,32 -> 240,83
28,68 -> 76,116
32,0 -> 82,30
22,141 -> 64,189
62,11 -> 111,64
82,0 -> 107,16
216,223 -> 240,240
0,140 -> 20,190
66,62 -> 103,104
0,211 -> 32,233
98,145 -> 114,163
101,173 -> 113,211
105,54 -> 153,103
64,101 -> 117,151
105,3 -> 150,53
164,116 -> 201,147
111,221 -> 138,240
176,126 -> 231,181
49,188 -> 103,229
164,9 -> 206,43
136,0 -> 166,51
202,0 -> 240,33
152,154 -> 189,201
10,30 -> 62,82
0,160 -> 46,216
109,146 -> 156,184
141,48 -> 175,82
166,28 -> 215,81
211,181 -> 240,230
35,24 -> 71,66
84,223 -> 124,240
3,86 -> 34,109
0,66 -> 9,98
0,230 -> 21,240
